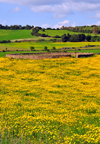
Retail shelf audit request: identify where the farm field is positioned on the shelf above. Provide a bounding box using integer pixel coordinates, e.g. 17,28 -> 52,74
0,51 -> 47,58
0,56 -> 100,143
68,49 -> 100,54
1,41 -> 100,50
0,41 -> 100,57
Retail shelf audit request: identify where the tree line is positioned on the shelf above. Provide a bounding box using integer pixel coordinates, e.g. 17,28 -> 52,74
61,25 -> 100,34
0,24 -> 34,30
62,33 -> 100,42
0,24 -> 59,30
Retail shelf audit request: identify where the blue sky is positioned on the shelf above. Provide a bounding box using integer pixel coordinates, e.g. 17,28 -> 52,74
0,0 -> 100,28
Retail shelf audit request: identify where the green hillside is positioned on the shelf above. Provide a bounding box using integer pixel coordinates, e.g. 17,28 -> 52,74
39,29 -> 100,37
0,29 -> 100,41
0,29 -> 33,40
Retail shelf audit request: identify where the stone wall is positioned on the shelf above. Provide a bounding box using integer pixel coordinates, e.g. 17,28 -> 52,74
6,52 -> 94,59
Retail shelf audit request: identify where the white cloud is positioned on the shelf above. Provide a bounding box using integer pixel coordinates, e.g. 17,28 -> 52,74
31,5 -> 52,13
54,20 -> 70,28
30,1 -> 100,18
11,7 -> 21,12
1,0 -> 100,18
72,22 -> 76,27
0,0 -> 62,5
96,21 -> 100,25
41,23 -> 51,28
95,11 -> 100,18
2,21 -> 6,25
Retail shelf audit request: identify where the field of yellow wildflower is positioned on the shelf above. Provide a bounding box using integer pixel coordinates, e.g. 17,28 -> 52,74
0,55 -> 100,143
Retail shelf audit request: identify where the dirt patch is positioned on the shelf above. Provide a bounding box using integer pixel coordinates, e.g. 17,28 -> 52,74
6,52 -> 94,59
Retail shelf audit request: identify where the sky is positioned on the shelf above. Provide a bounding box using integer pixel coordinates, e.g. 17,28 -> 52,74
0,0 -> 100,28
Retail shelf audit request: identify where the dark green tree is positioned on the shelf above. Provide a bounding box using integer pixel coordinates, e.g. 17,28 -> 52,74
86,35 -> 91,41
62,34 -> 68,42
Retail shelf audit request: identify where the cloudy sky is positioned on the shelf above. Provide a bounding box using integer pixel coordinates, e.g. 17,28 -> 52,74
0,0 -> 100,28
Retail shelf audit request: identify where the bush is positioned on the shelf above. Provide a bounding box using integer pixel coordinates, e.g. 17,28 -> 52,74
71,55 -> 75,58
50,39 -> 57,42
52,46 -> 56,50
0,40 -> 11,43
53,35 -> 61,38
44,46 -> 49,51
30,46 -> 35,51
41,34 -> 50,37
44,46 -> 47,51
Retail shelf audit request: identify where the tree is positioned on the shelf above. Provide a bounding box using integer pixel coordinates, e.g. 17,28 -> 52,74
62,34 -> 68,42
78,34 -> 86,41
86,35 -> 91,41
31,27 -> 42,36
25,25 -> 32,30
67,33 -> 71,40
93,26 -> 99,35
44,46 -> 48,51
52,46 -> 56,50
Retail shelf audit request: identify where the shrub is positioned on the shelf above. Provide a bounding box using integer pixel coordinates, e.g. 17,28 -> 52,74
41,34 -> 50,37
71,55 -> 75,58
52,46 -> 56,50
53,35 -> 61,38
30,46 -> 35,51
50,39 -> 57,42
0,40 -> 11,43
44,46 -> 49,51
44,46 -> 48,51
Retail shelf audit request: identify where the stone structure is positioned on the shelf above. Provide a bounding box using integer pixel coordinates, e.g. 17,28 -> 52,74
6,52 -> 94,59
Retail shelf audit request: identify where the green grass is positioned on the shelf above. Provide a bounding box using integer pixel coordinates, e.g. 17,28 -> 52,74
0,50 -> 46,57
0,29 -> 100,42
39,29 -> 100,37
0,41 -> 100,49
0,28 -> 100,42
0,29 -> 34,40
1,41 -> 100,50
67,49 -> 100,54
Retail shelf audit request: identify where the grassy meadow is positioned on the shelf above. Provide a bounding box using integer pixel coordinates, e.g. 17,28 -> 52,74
0,55 -> 100,143
0,29 -> 33,40
0,29 -> 100,41
39,29 -> 100,37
